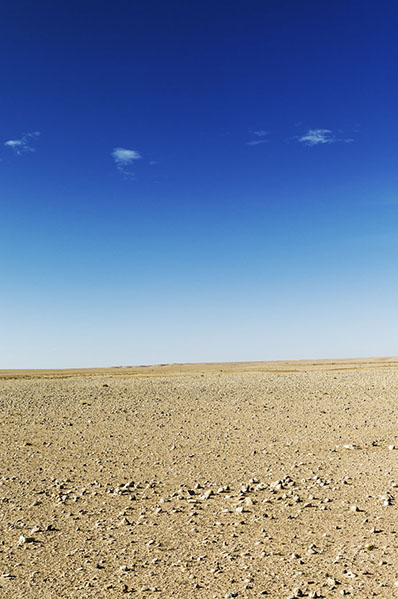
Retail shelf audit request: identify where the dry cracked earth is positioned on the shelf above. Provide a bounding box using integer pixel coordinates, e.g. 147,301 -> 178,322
1,358 -> 398,598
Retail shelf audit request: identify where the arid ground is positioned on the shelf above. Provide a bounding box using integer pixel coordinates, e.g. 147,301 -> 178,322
1,358 -> 398,598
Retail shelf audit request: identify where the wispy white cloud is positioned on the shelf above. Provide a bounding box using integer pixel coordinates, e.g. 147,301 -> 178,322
4,131 -> 40,155
112,147 -> 142,175
297,128 -> 353,146
252,130 -> 267,137
246,139 -> 267,146
246,129 -> 268,146
298,129 -> 335,146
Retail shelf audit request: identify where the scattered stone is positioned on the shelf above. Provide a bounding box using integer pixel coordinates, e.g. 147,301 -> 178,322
18,535 -> 35,545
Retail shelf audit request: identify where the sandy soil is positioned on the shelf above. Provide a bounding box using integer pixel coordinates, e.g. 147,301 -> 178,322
1,358 -> 398,598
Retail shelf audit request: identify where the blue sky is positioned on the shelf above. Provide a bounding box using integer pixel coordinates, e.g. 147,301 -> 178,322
1,0 -> 398,368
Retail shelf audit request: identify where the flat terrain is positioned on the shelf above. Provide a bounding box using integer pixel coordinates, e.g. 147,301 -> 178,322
1,358 -> 398,598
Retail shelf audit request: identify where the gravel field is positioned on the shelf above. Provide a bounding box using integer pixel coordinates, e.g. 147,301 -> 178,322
1,359 -> 398,598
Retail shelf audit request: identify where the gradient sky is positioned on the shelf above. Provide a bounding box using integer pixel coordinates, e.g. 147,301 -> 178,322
1,0 -> 398,368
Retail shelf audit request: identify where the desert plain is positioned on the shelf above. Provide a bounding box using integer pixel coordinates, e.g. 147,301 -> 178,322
1,357 -> 398,598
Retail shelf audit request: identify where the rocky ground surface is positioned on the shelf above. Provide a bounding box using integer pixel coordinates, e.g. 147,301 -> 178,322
1,359 -> 398,598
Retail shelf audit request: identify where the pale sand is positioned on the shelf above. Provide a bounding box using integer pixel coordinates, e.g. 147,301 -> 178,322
1,358 -> 398,598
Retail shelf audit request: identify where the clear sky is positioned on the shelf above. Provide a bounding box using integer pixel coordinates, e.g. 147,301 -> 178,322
1,0 -> 398,368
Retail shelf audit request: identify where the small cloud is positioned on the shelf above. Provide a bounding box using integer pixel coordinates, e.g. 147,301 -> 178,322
4,131 -> 40,155
112,147 -> 142,175
297,128 -> 353,146
149,160 -> 158,166
246,139 -> 267,146
298,129 -> 335,146
252,130 -> 267,137
246,130 -> 268,146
